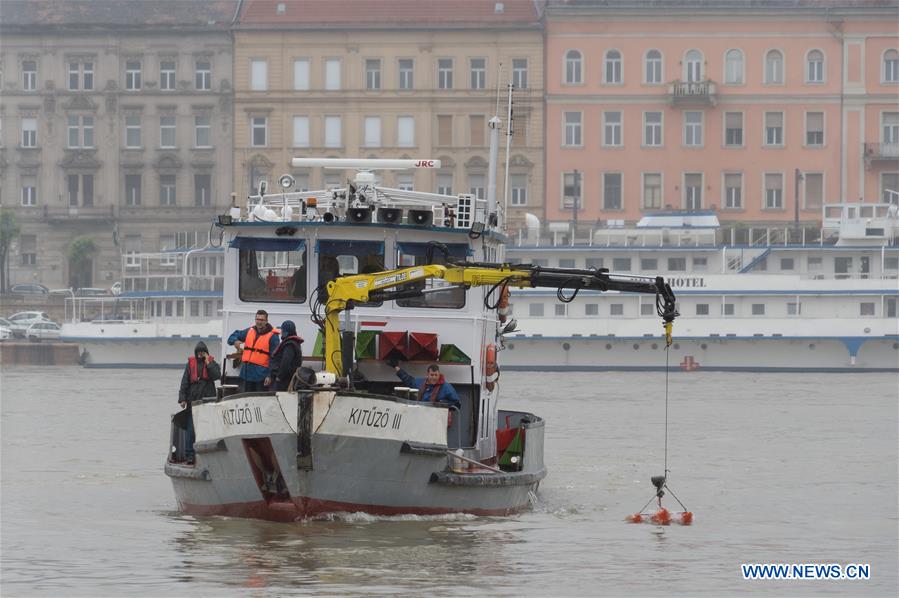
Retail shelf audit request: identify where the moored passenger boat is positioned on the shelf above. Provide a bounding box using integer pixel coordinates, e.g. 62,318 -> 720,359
165,158 -> 679,520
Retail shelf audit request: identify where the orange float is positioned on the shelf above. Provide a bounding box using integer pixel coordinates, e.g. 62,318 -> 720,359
484,344 -> 499,391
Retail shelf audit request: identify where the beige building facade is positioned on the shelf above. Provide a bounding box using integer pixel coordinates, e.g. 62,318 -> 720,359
0,1 -> 237,290
233,0 -> 545,231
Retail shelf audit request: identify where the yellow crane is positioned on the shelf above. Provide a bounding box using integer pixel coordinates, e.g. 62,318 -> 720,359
317,247 -> 679,377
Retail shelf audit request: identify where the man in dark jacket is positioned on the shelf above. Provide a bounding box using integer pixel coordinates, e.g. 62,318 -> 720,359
268,320 -> 303,391
178,341 -> 221,463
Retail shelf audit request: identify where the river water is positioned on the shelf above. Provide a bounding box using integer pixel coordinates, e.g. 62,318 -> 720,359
1,367 -> 896,596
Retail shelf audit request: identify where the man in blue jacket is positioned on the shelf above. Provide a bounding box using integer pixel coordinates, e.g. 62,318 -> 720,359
389,360 -> 461,407
227,309 -> 280,392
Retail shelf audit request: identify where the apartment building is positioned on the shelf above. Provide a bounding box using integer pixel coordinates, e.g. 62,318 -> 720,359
233,0 -> 545,231
0,1 -> 236,289
544,0 -> 899,227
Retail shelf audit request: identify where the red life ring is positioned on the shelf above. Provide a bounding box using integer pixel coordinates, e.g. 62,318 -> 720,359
485,344 -> 499,391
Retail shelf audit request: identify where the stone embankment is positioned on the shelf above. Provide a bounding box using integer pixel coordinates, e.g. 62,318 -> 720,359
0,342 -> 80,366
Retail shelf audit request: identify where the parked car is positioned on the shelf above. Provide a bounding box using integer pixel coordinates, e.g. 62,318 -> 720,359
0,318 -> 12,341
24,321 -> 61,341
49,287 -> 75,296
10,283 -> 49,295
7,311 -> 52,337
75,287 -> 111,297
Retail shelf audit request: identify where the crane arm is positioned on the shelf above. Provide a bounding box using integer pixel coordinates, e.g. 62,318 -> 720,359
322,262 -> 678,375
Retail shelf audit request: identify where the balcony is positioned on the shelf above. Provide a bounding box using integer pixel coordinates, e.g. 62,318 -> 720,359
668,79 -> 717,106
864,142 -> 899,167
43,205 -> 115,223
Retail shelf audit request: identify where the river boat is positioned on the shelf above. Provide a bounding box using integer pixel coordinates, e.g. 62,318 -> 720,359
502,204 -> 899,372
59,246 -> 223,367
164,156 -> 678,520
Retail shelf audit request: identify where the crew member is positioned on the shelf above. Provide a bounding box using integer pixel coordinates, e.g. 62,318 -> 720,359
389,360 -> 461,407
268,320 -> 304,391
178,341 -> 220,464
228,309 -> 280,392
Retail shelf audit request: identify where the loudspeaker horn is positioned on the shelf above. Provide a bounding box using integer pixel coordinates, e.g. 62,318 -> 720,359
377,207 -> 403,224
347,207 -> 372,223
408,209 -> 433,227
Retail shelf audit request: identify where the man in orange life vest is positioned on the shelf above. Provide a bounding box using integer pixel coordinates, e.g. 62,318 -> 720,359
178,341 -> 220,463
228,309 -> 280,392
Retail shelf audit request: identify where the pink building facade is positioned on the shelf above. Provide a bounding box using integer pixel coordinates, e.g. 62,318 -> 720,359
544,1 -> 899,226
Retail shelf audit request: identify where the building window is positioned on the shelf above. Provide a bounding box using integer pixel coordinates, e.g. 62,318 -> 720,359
752,303 -> 765,316
250,60 -> 267,91
765,112 -> 784,146
22,60 -> 37,91
19,234 -> 37,266
67,174 -> 93,206
613,257 -> 631,271
643,173 -> 662,209
159,174 -> 177,206
765,49 -> 784,84
585,303 -> 598,316
641,258 -> 658,270
765,173 -> 784,209
324,115 -> 341,148
293,59 -> 309,90
251,116 -> 267,147
585,257 -> 603,269
397,116 -> 415,147
125,174 -> 142,206
860,302 -> 875,316
806,50 -> 824,83
125,115 -> 141,148
292,115 -> 309,148
644,111 -> 662,146
436,174 -> 452,195
21,181 -> 37,206
724,173 -> 743,209
562,171 -> 582,209
470,58 -> 486,89
805,112 -> 824,146
125,60 -> 141,90
195,60 -> 211,90
437,58 -> 453,89
194,116 -> 212,147
684,49 -> 703,82
195,174 -> 211,207
684,111 -> 703,147
398,59 -> 414,90
565,50 -> 582,84
693,257 -> 708,271
67,115 -> 94,148
603,172 -> 622,210
564,111 -> 582,146
884,49 -> 899,83
469,174 -> 485,199
604,50 -> 622,84
364,116 -> 381,147
882,112 -> 899,144
882,173 -> 899,204
528,303 -> 544,317
469,115 -> 485,146
68,61 -> 93,91
510,174 -> 528,206
365,59 -> 381,90
725,112 -> 743,146
603,111 -> 622,146
21,117 -> 37,147
781,258 -> 795,270
804,172 -> 824,209
638,303 -> 654,316
696,304 -> 710,316
644,49 -> 662,84
436,114 -> 452,146
684,173 -> 702,210
724,49 -> 743,84
512,59 -> 528,89
325,58 -> 341,90
160,60 -> 176,90
554,303 -> 567,317
610,304 -> 624,316
723,303 -> 735,316
396,174 -> 413,191
160,115 -> 176,148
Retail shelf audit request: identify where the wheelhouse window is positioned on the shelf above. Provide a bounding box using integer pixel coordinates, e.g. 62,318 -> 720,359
237,239 -> 307,303
316,240 -> 385,306
395,242 -> 468,309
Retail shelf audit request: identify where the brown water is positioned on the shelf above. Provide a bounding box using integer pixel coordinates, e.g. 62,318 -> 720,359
1,367 -> 897,596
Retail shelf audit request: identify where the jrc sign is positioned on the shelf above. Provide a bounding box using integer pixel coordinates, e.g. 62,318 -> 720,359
413,160 -> 439,168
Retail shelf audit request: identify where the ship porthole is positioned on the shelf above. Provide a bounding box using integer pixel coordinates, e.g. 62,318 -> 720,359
633,343 -> 640,350
809,343 -> 816,350
700,343 -> 708,350
508,343 -> 515,350
893,342 -> 899,350
605,343 -> 612,350
673,343 -> 680,350
651,343 -> 658,350
562,342 -> 571,351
